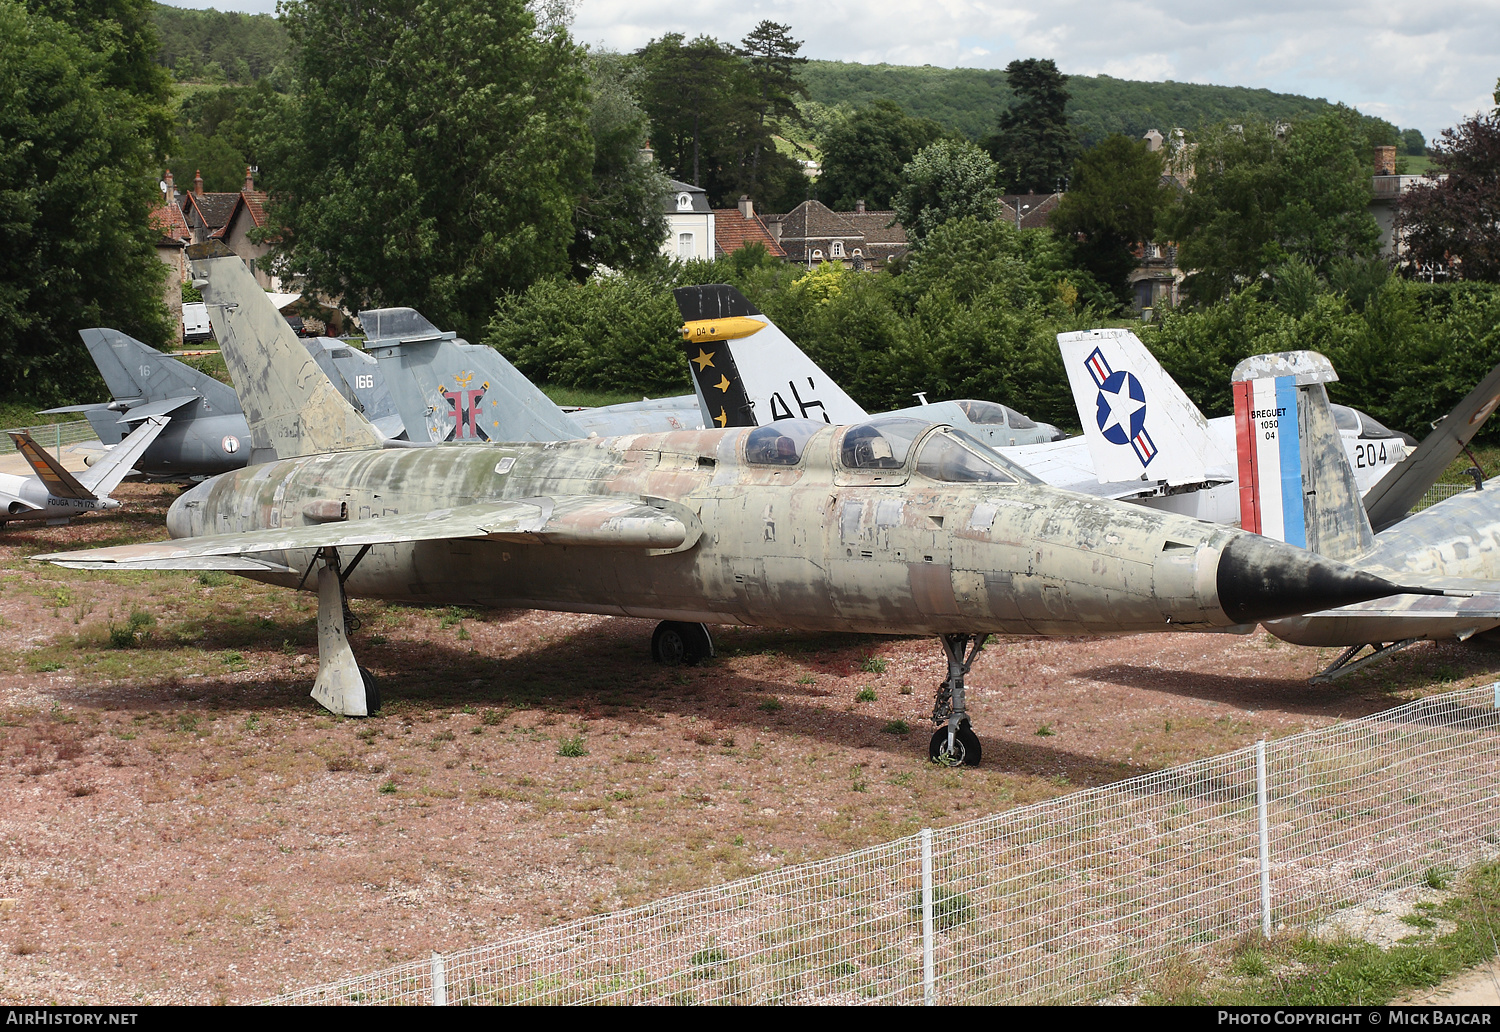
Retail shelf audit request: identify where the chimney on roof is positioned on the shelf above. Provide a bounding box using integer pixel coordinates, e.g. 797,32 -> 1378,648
1143,129 -> 1164,152
639,140 -> 654,164
1374,145 -> 1397,176
244,166 -> 255,192
163,169 -> 174,200
855,199 -> 866,213
738,195 -> 753,219
193,170 -> 204,197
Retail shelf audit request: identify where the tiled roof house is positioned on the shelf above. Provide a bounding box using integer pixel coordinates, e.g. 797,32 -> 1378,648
179,167 -> 277,290
712,197 -> 786,259
997,192 -> 1063,229
762,199 -> 908,268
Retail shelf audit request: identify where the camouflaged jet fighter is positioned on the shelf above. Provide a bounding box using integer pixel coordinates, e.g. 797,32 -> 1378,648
35,242 -> 1441,766
1224,351 -> 1500,679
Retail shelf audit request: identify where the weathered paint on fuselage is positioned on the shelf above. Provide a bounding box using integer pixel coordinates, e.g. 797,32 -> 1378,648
169,424 -> 1252,638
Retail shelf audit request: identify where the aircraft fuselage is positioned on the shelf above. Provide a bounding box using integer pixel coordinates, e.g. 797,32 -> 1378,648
167,424 -> 1397,638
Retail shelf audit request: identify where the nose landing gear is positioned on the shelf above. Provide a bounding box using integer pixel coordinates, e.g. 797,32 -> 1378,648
650,621 -> 715,666
929,633 -> 986,767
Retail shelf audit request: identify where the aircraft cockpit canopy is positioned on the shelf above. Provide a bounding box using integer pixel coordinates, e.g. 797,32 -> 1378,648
955,399 -> 1037,430
743,420 -> 826,465
916,428 -> 1035,484
1330,404 -> 1416,446
358,307 -> 448,344
838,417 -> 932,470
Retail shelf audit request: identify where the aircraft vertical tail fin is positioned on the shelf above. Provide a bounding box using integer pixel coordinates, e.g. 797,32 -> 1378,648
362,307 -> 581,443
1058,328 -> 1232,486
1232,351 -> 1373,560
74,415 -> 172,497
673,285 -> 866,429
188,241 -> 381,464
75,328 -> 230,407
10,433 -> 93,499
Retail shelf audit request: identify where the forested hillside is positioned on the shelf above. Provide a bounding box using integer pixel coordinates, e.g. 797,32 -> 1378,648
151,3 -> 290,84
802,61 -> 1343,144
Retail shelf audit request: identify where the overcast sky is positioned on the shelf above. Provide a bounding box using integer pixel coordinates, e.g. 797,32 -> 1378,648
162,0 -> 1498,140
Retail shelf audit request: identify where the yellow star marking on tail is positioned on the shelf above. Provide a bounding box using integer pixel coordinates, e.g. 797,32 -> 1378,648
715,408 -> 728,427
714,375 -> 731,393
692,349 -> 715,371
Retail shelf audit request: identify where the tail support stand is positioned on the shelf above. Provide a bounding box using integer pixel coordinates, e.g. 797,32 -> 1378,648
310,547 -> 373,717
929,633 -> 986,766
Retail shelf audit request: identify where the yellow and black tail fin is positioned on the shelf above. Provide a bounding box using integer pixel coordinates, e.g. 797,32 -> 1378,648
673,284 -> 866,429
676,286 -> 759,428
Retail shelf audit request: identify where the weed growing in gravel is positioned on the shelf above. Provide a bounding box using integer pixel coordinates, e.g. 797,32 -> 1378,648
861,656 -> 887,674
758,699 -> 782,713
558,735 -> 588,758
855,686 -> 877,703
882,720 -> 910,735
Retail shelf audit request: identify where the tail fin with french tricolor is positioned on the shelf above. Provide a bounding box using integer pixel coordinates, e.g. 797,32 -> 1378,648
1232,351 -> 1373,561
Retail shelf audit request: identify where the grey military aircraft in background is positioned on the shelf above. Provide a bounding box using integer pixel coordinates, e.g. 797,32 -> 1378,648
358,307 -> 704,444
37,240 -> 1443,767
675,285 -> 1067,447
1223,350 -> 1500,678
1,414 -> 169,525
41,327 -> 409,479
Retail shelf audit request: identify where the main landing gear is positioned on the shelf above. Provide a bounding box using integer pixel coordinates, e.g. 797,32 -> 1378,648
651,621 -> 715,666
929,633 -> 986,767
304,545 -> 379,716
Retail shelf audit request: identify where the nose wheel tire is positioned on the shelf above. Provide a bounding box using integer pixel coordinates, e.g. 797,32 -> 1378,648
929,723 -> 981,767
651,621 -> 714,666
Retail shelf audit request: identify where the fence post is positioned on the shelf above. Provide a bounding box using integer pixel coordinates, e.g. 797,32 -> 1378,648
432,952 -> 447,1006
1493,681 -> 1499,710
1256,739 -> 1272,938
55,423 -> 62,461
921,827 -> 935,1006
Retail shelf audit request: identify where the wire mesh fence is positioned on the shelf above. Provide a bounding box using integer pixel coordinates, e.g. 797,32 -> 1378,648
266,682 -> 1500,1006
1413,482 -> 1476,513
0,420 -> 98,455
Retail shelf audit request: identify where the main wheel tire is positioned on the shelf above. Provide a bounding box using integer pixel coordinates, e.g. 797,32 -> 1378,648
929,723 -> 981,767
651,621 -> 714,666
358,665 -> 381,714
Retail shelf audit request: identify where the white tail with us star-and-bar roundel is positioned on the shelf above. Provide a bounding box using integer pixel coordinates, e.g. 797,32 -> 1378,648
1058,328 -> 1235,489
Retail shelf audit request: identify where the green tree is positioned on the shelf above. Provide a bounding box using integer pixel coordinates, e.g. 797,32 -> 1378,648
816,100 -> 947,211
635,34 -> 744,192
0,0 -> 174,398
1049,134 -> 1170,304
1162,113 -> 1381,301
568,51 -> 669,279
169,81 -> 288,193
986,58 -> 1078,194
738,21 -> 807,200
262,0 -> 591,342
891,140 -> 999,246
1400,128 -> 1427,156
1398,110 -> 1500,281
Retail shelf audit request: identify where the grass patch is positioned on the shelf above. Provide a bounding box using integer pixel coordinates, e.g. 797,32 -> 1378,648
757,698 -> 782,713
1151,861 -> 1500,1005
557,734 -> 588,758
854,686 -> 877,703
861,655 -> 887,674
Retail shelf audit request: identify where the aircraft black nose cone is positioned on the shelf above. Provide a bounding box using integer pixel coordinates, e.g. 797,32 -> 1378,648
1216,534 -> 1421,625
